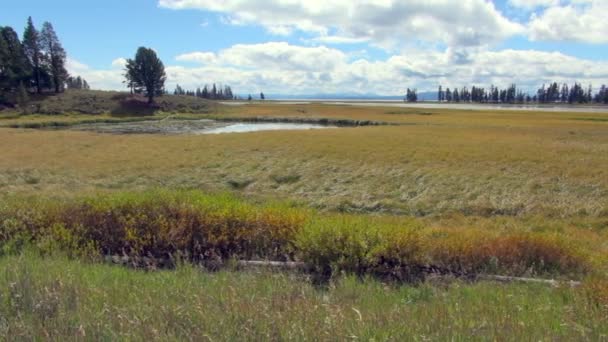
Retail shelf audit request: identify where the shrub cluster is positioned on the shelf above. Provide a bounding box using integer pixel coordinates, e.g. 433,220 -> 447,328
297,217 -> 593,280
0,190 -> 600,280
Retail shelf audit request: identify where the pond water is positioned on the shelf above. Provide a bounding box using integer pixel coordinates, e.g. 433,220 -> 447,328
203,122 -> 334,134
69,119 -> 336,135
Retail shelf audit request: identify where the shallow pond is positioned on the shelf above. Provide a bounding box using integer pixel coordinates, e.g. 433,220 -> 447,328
69,119 -> 336,135
203,122 -> 334,134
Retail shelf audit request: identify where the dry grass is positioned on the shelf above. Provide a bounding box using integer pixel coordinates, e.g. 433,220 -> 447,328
1,103 -> 607,217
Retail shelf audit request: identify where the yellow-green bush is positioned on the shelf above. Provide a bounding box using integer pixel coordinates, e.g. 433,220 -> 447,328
0,190 -> 601,279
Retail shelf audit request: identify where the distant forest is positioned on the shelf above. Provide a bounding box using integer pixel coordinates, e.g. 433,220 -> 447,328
435,83 -> 608,105
173,84 -> 236,100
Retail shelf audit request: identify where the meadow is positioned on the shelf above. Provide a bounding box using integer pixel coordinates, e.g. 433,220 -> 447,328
1,95 -> 608,339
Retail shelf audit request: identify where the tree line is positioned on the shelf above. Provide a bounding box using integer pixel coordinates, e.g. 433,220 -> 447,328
437,82 -> 608,104
173,84 -> 235,100
0,17 -> 90,106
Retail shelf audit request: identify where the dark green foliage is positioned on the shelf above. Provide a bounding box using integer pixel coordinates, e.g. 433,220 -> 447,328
23,17 -> 45,94
437,82 -> 607,105
405,88 -> 417,102
40,22 -> 68,93
65,75 -> 89,90
125,47 -> 166,104
0,27 -> 32,98
173,83 -> 234,100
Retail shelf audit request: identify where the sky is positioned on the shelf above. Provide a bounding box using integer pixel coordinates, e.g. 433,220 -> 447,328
2,0 -> 608,96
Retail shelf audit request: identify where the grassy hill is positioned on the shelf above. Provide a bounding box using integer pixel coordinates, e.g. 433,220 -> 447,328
1,89 -> 213,116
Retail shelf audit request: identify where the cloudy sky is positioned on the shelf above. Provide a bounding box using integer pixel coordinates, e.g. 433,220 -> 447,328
3,0 -> 608,95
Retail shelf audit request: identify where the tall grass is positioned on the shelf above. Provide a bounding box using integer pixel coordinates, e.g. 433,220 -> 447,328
1,190 -> 604,279
0,253 -> 606,340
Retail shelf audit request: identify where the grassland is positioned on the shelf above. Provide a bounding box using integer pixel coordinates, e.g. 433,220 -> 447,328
2,101 -> 608,217
1,253 -> 606,340
1,97 -> 608,339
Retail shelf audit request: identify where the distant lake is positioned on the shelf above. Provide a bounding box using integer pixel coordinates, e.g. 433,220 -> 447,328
223,100 -> 608,113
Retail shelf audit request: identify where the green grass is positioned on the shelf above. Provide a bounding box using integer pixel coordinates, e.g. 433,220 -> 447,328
1,252 -> 606,341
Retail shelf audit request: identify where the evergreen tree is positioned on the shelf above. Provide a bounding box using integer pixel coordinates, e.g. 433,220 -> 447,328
248,94 -> 252,101
1,27 -> 31,93
405,88 -> 418,102
23,17 -> 44,93
260,92 -> 265,100
124,47 -> 166,104
40,22 -> 68,93
0,27 -> 8,92
437,85 -> 443,102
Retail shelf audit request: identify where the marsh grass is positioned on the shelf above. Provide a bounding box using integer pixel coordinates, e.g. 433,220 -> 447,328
0,252 -> 606,341
2,103 -> 608,217
0,190 -> 604,280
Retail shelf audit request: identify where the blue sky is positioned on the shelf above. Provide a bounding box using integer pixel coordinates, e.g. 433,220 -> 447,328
2,0 -> 607,95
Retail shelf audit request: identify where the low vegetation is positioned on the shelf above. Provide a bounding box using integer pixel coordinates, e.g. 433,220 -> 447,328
0,253 -> 606,340
1,190 -> 605,280
1,101 -> 607,339
1,89 -> 212,116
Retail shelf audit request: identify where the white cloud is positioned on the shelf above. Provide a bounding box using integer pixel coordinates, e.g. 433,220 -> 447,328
176,51 -> 218,64
168,43 -> 608,95
528,0 -> 608,43
176,42 -> 347,71
158,0 -> 524,48
69,42 -> 608,95
66,58 -> 125,90
111,57 -> 127,68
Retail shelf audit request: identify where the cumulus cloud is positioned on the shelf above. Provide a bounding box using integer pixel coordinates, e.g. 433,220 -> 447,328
66,58 -> 125,90
69,40 -> 608,95
168,42 -> 608,95
176,42 -> 347,71
158,0 -> 524,48
528,0 -> 608,44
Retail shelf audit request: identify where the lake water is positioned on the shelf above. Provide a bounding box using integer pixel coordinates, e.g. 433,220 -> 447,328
222,100 -> 608,113
69,119 -> 336,135
202,122 -> 334,134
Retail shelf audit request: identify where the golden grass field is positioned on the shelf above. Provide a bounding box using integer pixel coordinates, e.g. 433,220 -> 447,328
2,101 -> 608,339
1,103 -> 608,219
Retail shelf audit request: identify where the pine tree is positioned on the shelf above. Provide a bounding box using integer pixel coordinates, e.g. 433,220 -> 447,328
437,85 -> 443,102
0,27 -> 10,98
260,92 -> 265,100
40,22 -> 68,93
124,47 -> 166,104
1,26 -> 32,93
23,17 -> 44,93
